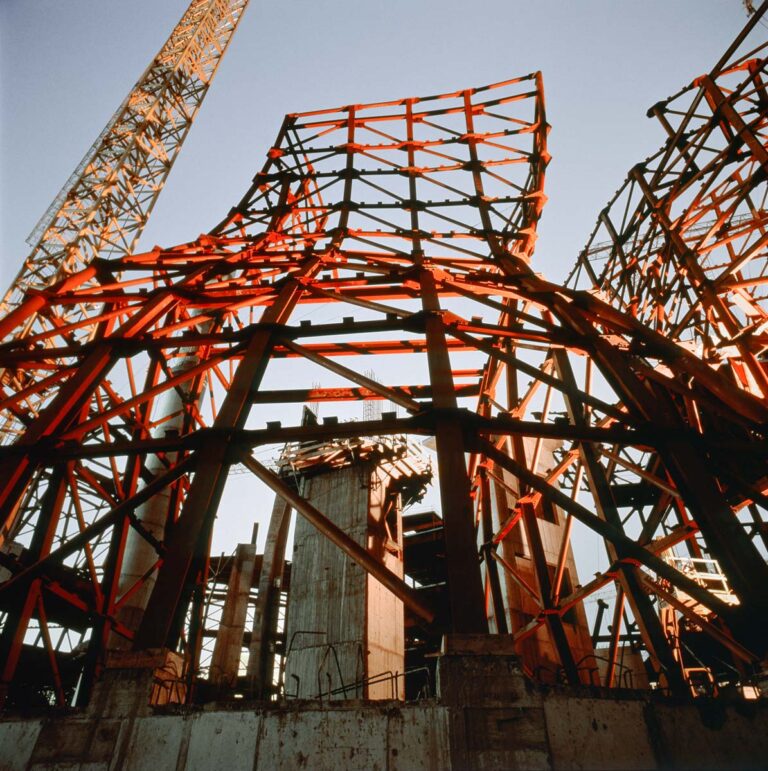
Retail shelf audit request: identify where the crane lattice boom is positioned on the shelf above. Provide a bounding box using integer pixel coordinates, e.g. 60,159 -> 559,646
0,0 -> 250,444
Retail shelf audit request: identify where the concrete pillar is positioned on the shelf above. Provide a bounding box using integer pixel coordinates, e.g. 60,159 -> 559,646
110,344 -> 206,649
437,634 -> 550,770
87,649 -> 186,719
247,495 -> 291,699
110,382 -> 189,647
209,542 -> 258,691
284,463 -> 404,700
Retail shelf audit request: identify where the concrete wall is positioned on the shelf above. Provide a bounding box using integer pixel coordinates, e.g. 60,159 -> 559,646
3,692 -> 767,771
542,692 -> 768,770
286,464 -> 404,700
286,466 -> 370,699
0,703 -> 450,771
2,644 -> 767,770
366,465 -> 405,700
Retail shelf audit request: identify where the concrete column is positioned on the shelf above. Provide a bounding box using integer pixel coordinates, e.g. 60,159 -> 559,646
110,351 -> 204,648
247,495 -> 292,698
209,542 -> 258,691
437,634 -> 550,770
284,463 -> 405,700
87,649 -> 186,719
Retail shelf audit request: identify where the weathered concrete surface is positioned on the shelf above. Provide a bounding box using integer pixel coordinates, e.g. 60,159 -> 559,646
2,694 -> 768,771
651,699 -> 768,770
87,649 -> 185,717
386,705 -> 452,771
438,634 -> 551,770
286,465 -> 404,700
24,716 -> 127,770
0,718 -> 42,770
285,466 -> 370,699
1,704 -> 450,771
257,707 -> 389,770
543,696 -> 655,770
122,715 -> 186,771
2,641 -> 767,770
184,711 -> 260,771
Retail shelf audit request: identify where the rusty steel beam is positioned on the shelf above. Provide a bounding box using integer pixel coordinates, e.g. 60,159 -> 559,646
420,269 -> 487,634
134,269 -> 320,650
242,456 -> 435,624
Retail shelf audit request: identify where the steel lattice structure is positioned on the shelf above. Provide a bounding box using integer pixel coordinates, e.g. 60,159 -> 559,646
0,0 -> 250,445
569,14 -> 768,399
1,69 -> 768,706
565,13 -> 768,690
1,11 -> 768,708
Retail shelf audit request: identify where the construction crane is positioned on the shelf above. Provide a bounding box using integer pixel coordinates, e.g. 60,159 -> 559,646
0,0 -> 250,442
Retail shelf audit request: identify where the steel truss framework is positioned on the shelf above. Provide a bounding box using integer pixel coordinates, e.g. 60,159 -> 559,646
570,16 -> 768,400
566,9 -> 768,689
1,33 -> 768,707
0,0 -> 250,444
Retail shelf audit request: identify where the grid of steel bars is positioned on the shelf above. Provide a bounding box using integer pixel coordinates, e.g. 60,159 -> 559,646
0,36 -> 767,707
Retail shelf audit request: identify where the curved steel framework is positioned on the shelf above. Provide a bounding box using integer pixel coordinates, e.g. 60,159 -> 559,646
1,23 -> 768,708
570,15 -> 768,399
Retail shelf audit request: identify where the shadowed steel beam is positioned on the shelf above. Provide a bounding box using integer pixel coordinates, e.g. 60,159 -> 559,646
476,438 -> 735,622
242,456 -> 435,624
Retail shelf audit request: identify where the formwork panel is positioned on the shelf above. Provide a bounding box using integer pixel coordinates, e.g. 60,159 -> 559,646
0,719 -> 43,771
185,711 -> 260,771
